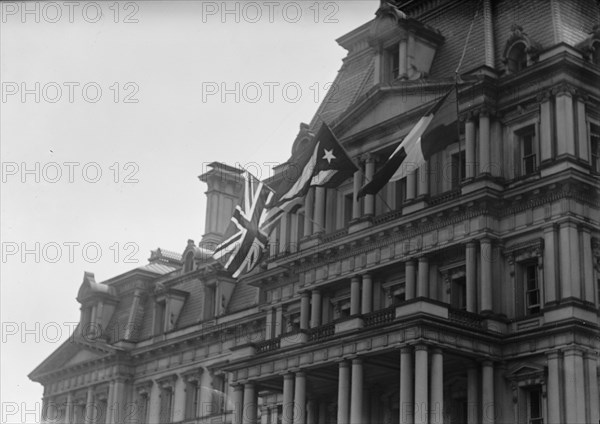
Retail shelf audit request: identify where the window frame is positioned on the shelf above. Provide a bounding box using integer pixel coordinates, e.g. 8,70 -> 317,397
589,121 -> 600,173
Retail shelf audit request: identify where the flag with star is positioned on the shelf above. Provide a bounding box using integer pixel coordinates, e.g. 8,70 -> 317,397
213,170 -> 274,278
262,123 -> 358,229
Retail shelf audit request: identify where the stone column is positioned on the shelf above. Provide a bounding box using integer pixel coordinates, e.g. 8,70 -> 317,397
581,227 -> 595,303
418,163 -> 429,197
300,292 -> 310,331
282,373 -> 295,424
417,257 -> 429,298
303,189 -> 314,237
243,382 -> 257,424
575,95 -> 589,161
112,379 -> 126,424
585,352 -> 600,424
430,349 -> 443,424
555,87 -> 576,156
479,111 -> 491,174
546,351 -> 561,424
481,361 -> 494,424
563,348 -> 585,424
405,260 -> 416,300
364,156 -> 376,216
406,170 -> 417,201
479,238 -> 493,313
467,366 -> 478,424
350,359 -> 363,424
275,307 -> 283,338
232,384 -> 244,424
337,361 -> 350,424
64,392 -> 74,424
148,383 -> 161,424
466,242 -> 478,312
350,277 -> 361,316
400,348 -> 414,424
543,226 -> 558,304
539,91 -> 553,163
352,171 -> 362,220
414,345 -> 428,424
261,406 -> 270,424
314,187 -> 326,233
361,274 -> 372,314
465,118 -> 476,178
84,386 -> 95,424
172,375 -> 186,423
559,221 -> 581,299
310,290 -> 322,328
294,372 -> 306,424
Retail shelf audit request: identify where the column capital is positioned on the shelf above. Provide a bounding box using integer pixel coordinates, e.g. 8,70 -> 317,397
400,346 -> 413,354
465,240 -> 478,248
431,347 -> 443,355
480,358 -> 494,367
414,343 -> 429,352
337,359 -> 351,367
350,275 -> 361,283
351,357 -> 364,365
418,255 -> 429,263
545,349 -> 562,360
360,153 -> 379,164
282,372 -> 295,380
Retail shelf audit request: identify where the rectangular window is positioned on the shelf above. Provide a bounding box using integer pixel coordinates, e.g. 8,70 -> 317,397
344,193 -> 353,226
591,123 -> 600,172
299,213 -> 305,240
524,263 -> 540,315
518,126 -> 537,176
451,277 -> 467,310
185,381 -> 200,419
387,43 -> 400,80
527,387 -> 543,424
138,394 -> 149,423
154,300 -> 166,334
451,151 -> 466,189
211,374 -> 226,415
159,388 -> 173,424
395,178 -> 407,209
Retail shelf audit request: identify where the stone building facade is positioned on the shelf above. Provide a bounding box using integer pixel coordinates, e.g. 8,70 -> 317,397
30,1 -> 600,423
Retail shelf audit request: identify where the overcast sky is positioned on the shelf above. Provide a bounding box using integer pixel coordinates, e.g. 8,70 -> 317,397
0,1 -> 377,422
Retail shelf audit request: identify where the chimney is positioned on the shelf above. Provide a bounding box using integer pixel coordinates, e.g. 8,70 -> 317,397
198,162 -> 244,247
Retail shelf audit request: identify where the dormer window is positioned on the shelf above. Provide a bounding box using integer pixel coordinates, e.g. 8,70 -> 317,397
154,299 -> 166,334
507,42 -> 527,73
502,25 -> 540,75
387,42 -> 401,80
368,3 -> 443,85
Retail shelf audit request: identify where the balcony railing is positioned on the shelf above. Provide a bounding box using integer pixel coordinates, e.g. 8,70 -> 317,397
307,323 -> 335,342
428,188 -> 461,206
363,306 -> 396,327
448,308 -> 484,328
254,337 -> 281,353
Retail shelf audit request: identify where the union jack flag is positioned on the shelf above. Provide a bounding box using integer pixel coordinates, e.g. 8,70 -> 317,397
212,171 -> 274,278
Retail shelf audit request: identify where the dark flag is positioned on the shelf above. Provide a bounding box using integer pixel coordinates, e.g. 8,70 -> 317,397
357,88 -> 457,197
212,171 -> 274,278
262,123 -> 358,228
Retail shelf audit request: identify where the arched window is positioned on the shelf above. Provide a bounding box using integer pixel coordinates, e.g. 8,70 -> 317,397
507,42 -> 528,73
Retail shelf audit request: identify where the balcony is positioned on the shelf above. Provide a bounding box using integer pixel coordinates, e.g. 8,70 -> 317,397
249,300 -> 488,356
